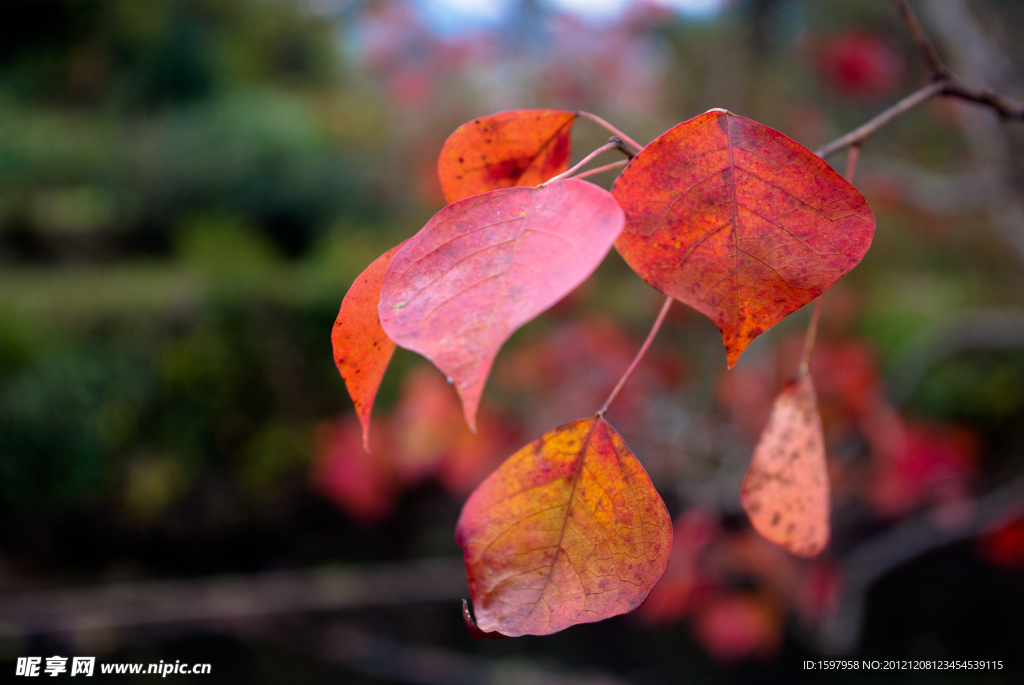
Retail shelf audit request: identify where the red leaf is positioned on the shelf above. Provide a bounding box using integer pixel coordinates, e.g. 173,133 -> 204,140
312,417 -> 397,524
456,417 -> 672,636
379,180 -> 624,431
865,415 -> 979,516
817,31 -> 905,100
977,516 -> 1024,570
332,241 -> 408,449
613,109 -> 874,367
691,594 -> 781,661
438,109 -> 576,203
741,373 -> 830,557
390,364 -> 517,494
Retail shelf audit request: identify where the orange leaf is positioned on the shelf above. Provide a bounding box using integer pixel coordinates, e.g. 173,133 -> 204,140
741,374 -> 830,557
613,109 -> 874,367
332,241 -> 408,449
379,180 -> 624,431
455,417 -> 672,636
438,109 -> 576,203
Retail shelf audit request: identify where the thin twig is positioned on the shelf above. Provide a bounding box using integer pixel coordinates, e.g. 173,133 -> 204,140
797,297 -> 824,379
0,558 -> 466,637
576,111 -> 644,154
815,81 -> 945,159
597,296 -> 673,417
796,145 -> 859,377
821,469 -> 1024,653
571,160 -> 628,180
892,0 -> 949,78
817,1 -> 1024,159
543,140 -> 621,185
844,143 -> 862,183
894,0 -> 1024,118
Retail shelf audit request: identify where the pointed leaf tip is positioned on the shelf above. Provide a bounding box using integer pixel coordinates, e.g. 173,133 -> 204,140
462,599 -> 507,640
380,180 -> 624,432
741,373 -> 830,557
613,110 -> 874,367
439,109 -> 577,204
332,240 -> 409,449
456,417 -> 672,636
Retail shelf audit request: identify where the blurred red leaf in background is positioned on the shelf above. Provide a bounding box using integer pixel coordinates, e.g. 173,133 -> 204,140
691,594 -> 782,662
865,413 -> 980,517
815,31 -> 905,100
312,417 -> 398,524
638,510 -> 721,626
977,516 -> 1024,570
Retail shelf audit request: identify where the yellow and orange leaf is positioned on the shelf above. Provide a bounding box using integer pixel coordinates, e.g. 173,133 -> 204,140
456,417 -> 672,636
613,109 -> 874,367
438,109 -> 576,204
740,373 -> 830,557
331,240 -> 408,449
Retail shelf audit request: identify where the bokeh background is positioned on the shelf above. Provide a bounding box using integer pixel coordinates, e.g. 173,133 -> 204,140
2,0 -> 1024,682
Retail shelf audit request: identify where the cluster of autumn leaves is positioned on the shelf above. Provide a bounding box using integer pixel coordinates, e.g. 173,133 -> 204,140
332,108 -> 875,637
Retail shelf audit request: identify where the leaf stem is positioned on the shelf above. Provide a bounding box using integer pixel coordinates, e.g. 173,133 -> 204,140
577,111 -> 644,154
543,140 -> 621,185
571,160 -> 628,180
844,143 -> 861,183
797,143 -> 861,378
797,297 -> 824,380
597,296 -> 673,417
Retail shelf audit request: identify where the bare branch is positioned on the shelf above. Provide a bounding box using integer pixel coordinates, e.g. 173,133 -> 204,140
816,1 -> 1024,159
892,0 -> 949,78
815,81 -> 945,159
819,470 -> 1024,653
0,558 -> 465,638
941,79 -> 1024,120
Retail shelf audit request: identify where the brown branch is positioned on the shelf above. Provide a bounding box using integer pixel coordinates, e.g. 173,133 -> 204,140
817,1 -> 1024,159
893,0 -> 949,78
941,79 -> 1024,120
313,622 -> 633,685
815,81 -> 945,159
820,470 -> 1024,653
0,558 -> 466,637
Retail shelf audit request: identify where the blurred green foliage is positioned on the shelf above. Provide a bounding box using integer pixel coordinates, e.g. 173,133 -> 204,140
0,0 -> 390,259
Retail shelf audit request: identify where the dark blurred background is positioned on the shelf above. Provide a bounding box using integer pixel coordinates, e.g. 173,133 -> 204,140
1,0 -> 1023,682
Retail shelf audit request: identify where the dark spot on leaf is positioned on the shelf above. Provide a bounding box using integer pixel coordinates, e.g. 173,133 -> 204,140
716,113 -> 730,135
